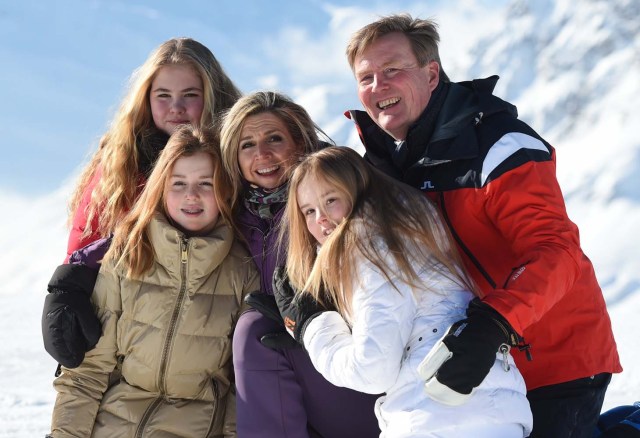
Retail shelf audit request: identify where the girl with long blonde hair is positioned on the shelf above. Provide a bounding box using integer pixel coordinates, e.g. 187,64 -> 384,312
276,146 -> 533,437
42,38 -> 241,369
285,147 -> 474,316
49,125 -> 258,437
67,37 -> 241,258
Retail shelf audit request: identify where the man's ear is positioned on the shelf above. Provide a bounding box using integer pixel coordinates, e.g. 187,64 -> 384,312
427,61 -> 440,92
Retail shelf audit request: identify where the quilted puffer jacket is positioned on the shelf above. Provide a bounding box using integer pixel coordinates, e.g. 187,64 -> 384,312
50,214 -> 259,437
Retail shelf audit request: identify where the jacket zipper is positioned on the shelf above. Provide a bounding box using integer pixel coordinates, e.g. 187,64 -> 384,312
438,192 -> 497,289
135,397 -> 163,437
262,230 -> 268,288
489,315 -> 532,362
245,222 -> 270,293
134,237 -> 190,437
205,378 -> 220,436
439,194 -> 533,361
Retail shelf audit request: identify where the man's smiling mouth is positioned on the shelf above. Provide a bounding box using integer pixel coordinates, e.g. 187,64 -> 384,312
377,97 -> 400,110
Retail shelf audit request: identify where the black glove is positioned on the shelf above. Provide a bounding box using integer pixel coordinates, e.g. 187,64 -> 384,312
244,268 -> 327,350
418,297 -> 520,405
244,292 -> 300,350
272,266 -> 325,346
42,264 -> 101,368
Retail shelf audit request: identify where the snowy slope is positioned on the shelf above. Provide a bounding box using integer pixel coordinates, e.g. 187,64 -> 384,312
0,0 -> 638,436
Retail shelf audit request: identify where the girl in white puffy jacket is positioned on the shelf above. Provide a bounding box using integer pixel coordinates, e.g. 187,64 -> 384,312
281,146 -> 533,438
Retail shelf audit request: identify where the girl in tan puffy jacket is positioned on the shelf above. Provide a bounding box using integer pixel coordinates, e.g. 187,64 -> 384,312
48,125 -> 259,438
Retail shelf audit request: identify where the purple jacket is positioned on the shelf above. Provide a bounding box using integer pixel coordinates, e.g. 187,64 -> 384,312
69,235 -> 113,269
235,203 -> 286,296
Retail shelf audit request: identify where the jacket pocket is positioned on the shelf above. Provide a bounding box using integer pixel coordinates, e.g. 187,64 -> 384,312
206,378 -> 226,437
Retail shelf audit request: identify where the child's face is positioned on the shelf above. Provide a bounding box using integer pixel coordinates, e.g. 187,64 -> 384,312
165,152 -> 220,237
150,64 -> 205,135
237,112 -> 301,190
296,176 -> 351,245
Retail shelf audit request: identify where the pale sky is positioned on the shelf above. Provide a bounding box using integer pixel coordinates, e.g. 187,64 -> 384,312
0,0 -> 510,194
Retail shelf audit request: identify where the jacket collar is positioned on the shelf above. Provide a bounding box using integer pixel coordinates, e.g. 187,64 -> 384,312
346,76 -> 517,167
149,213 -> 233,280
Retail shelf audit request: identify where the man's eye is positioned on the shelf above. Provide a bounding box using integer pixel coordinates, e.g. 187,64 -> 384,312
385,68 -> 400,77
359,75 -> 373,85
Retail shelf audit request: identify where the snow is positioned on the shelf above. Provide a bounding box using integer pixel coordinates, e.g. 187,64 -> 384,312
1,0 -> 638,435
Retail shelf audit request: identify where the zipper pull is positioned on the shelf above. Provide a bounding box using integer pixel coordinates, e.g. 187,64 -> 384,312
181,238 -> 188,264
499,343 -> 511,372
518,342 -> 533,361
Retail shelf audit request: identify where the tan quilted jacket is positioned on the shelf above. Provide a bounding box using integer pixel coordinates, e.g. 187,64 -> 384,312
50,214 -> 259,437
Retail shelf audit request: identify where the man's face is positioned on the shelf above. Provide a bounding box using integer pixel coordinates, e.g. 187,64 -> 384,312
353,32 -> 439,141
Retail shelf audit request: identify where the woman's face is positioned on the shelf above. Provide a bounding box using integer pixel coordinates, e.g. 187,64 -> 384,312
237,112 -> 301,190
150,64 -> 205,135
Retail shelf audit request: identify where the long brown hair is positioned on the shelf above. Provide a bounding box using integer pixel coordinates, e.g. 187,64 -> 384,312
104,125 -> 232,279
284,147 -> 476,318
69,37 -> 241,240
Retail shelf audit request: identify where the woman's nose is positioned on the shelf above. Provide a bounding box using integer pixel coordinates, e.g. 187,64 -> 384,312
170,98 -> 185,113
255,142 -> 271,157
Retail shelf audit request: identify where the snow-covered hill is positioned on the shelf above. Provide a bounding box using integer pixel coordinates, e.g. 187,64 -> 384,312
0,0 -> 638,436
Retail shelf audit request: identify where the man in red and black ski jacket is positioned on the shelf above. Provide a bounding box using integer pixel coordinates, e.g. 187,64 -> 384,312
345,14 -> 621,438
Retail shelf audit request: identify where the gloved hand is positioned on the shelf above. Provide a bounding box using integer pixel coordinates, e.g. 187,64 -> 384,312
42,264 -> 101,368
272,266 -> 326,346
244,292 -> 300,350
417,297 -> 520,405
244,268 -> 327,350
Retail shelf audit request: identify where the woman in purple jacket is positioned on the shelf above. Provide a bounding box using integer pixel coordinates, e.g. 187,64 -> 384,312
220,91 -> 380,438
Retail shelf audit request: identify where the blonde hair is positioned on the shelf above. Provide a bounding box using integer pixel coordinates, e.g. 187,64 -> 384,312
219,91 -> 332,214
346,13 -> 450,82
284,147 -> 475,318
69,37 -> 241,240
104,124 -> 232,279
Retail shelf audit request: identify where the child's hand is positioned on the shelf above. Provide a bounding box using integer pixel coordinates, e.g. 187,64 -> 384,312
42,264 -> 102,368
272,267 -> 326,347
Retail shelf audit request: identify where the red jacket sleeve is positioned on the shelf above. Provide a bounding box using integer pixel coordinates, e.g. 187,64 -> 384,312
480,156 -> 584,334
65,169 -> 103,262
